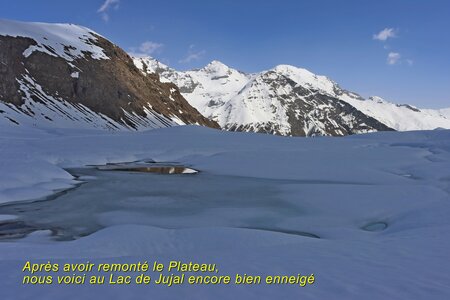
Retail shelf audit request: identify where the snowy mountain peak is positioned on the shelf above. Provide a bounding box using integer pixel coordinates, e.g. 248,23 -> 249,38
132,56 -> 172,75
272,64 -> 337,95
273,64 -> 315,77
199,60 -> 237,77
0,19 -> 109,62
204,60 -> 229,69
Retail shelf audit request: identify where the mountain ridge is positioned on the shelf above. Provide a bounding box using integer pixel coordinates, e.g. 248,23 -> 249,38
134,56 -> 450,136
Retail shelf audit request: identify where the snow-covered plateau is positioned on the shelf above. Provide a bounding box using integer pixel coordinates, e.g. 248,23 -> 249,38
0,122 -> 449,299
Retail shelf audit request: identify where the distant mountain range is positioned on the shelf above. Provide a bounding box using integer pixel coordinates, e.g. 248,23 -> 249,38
1,19 -> 449,136
134,57 -> 450,136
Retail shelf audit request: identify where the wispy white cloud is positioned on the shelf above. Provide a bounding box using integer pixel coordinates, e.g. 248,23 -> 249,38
138,41 -> 164,55
373,28 -> 397,41
373,27 -> 412,66
129,41 -> 164,57
387,52 -> 401,65
179,51 -> 205,63
179,45 -> 206,64
97,0 -> 120,22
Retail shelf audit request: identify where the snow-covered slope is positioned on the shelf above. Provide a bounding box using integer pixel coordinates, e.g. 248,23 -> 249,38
134,57 -> 450,135
340,96 -> 450,131
440,108 -> 450,119
0,19 -> 218,130
0,19 -> 109,61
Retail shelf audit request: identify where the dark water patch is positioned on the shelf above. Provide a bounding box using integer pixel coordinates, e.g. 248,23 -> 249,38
0,220 -> 69,240
98,165 -> 197,174
0,221 -> 37,239
94,160 -> 198,174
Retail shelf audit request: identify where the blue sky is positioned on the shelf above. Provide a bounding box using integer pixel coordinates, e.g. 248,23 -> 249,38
1,0 -> 450,108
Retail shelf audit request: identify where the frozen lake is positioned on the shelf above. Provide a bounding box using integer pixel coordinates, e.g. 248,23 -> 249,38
0,163 -> 329,241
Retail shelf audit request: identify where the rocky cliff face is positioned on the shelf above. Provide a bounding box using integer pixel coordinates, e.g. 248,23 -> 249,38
0,19 -> 219,130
